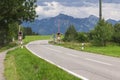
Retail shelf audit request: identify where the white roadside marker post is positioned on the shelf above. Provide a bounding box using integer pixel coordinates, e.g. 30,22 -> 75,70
81,43 -> 84,50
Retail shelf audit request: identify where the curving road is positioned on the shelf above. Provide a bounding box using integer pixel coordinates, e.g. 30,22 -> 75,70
26,40 -> 120,80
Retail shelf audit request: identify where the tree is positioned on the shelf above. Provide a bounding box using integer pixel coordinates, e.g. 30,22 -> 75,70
92,19 -> 113,46
77,32 -> 88,42
112,23 -> 120,45
0,0 -> 37,23
8,22 -> 19,42
88,30 -> 95,41
24,27 -> 37,35
24,27 -> 33,35
63,25 -> 78,42
0,0 -> 37,45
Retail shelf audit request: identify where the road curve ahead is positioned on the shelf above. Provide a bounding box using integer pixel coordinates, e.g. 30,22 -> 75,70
26,40 -> 120,80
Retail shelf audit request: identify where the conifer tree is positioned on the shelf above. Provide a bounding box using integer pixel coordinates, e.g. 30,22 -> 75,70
64,25 -> 78,42
92,19 -> 113,46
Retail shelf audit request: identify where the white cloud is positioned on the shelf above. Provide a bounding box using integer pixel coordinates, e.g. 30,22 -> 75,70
36,1 -> 120,20
102,3 -> 120,20
36,1 -> 62,19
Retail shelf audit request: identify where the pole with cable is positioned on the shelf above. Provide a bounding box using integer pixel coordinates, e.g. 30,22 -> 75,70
99,0 -> 102,20
57,19 -> 61,43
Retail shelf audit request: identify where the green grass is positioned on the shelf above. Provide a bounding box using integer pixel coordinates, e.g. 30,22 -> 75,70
85,45 -> 120,57
0,42 -> 17,52
56,42 -> 120,57
1,35 -> 50,52
23,35 -> 51,44
4,47 -> 81,80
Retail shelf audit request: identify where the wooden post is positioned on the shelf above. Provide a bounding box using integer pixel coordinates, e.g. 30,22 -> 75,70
99,0 -> 102,20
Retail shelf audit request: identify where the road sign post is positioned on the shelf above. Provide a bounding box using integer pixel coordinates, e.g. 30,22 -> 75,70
18,31 -> 23,48
57,33 -> 61,43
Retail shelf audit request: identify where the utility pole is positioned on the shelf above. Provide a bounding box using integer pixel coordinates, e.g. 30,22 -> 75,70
99,0 -> 102,20
58,19 -> 60,33
57,19 -> 61,43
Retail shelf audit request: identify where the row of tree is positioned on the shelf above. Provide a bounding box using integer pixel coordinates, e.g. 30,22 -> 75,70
0,0 -> 37,46
0,21 -> 37,46
63,19 -> 120,46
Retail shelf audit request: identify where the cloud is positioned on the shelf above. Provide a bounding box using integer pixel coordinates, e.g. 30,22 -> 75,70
36,1 -> 120,20
36,1 -> 63,19
102,3 -> 120,20
37,0 -> 120,6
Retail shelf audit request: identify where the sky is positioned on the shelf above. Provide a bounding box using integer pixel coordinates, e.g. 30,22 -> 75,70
36,0 -> 120,20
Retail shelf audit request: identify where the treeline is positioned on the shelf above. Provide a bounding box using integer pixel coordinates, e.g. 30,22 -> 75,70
0,22 -> 38,46
0,0 -> 37,46
63,19 -> 120,46
0,22 -> 37,47
24,27 -> 38,35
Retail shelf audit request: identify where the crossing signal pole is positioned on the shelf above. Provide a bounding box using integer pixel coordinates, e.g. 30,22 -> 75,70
58,19 -> 60,33
18,26 -> 23,48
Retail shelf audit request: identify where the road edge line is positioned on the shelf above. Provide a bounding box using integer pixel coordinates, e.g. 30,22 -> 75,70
26,44 -> 89,80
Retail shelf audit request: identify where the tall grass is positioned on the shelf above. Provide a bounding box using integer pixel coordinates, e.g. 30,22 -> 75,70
57,42 -> 120,57
4,48 -> 81,80
85,45 -> 120,57
0,42 -> 17,52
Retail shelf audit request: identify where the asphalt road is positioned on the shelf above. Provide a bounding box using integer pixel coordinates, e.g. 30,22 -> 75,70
26,40 -> 120,80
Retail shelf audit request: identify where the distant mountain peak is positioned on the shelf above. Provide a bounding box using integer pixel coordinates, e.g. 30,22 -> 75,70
55,13 -> 73,19
59,13 -> 67,16
58,13 -> 69,16
107,19 -> 118,25
55,13 -> 66,17
88,15 -> 98,19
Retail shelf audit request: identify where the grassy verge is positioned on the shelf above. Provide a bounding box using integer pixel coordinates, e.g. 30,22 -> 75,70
0,42 -> 17,52
23,35 -> 51,44
4,47 -> 81,80
55,42 -> 120,57
0,35 -> 51,52
85,45 -> 120,57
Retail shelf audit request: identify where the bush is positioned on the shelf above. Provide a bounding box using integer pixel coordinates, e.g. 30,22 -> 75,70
77,32 -> 88,42
112,23 -> 120,45
63,25 -> 78,42
92,19 -> 113,46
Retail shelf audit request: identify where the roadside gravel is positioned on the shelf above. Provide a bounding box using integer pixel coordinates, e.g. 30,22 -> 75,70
0,48 -> 16,80
0,51 -> 7,80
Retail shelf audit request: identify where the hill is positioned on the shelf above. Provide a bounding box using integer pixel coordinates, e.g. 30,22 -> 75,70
22,14 -> 119,35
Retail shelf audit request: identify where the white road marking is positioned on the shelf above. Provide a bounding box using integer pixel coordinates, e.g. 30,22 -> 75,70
67,53 -> 79,57
45,47 -> 62,53
85,58 -> 112,66
26,44 -> 89,80
46,47 -> 79,58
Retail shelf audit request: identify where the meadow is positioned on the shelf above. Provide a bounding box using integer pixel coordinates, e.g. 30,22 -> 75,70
57,42 -> 120,57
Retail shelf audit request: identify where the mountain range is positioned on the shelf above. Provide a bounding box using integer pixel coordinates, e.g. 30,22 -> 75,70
22,14 -> 120,35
